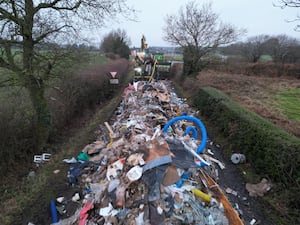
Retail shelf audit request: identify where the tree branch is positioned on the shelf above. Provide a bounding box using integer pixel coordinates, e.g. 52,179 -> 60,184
33,25 -> 72,44
35,0 -> 82,13
0,3 -> 22,25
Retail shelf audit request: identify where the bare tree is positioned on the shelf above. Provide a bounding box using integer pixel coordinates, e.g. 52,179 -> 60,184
0,0 -> 132,148
276,0 -> 300,30
100,29 -> 131,59
163,1 -> 244,76
265,35 -> 298,63
241,35 -> 270,63
264,34 -> 299,75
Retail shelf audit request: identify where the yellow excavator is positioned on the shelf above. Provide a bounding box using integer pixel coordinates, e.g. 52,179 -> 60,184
133,35 -> 171,82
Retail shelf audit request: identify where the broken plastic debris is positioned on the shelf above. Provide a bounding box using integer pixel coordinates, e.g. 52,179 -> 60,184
42,153 -> 51,161
157,206 -> 163,215
225,187 -> 238,196
250,218 -> 257,225
34,153 -> 51,164
203,154 -> 225,169
106,158 -> 125,180
99,203 -> 118,217
126,165 -> 143,181
77,152 -> 89,161
56,196 -> 64,203
33,155 -> 43,163
207,148 -> 214,155
72,193 -> 80,202
63,157 -> 77,163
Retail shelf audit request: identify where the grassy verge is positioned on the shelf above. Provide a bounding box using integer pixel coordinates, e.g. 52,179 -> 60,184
276,88 -> 300,121
0,71 -> 133,225
192,86 -> 300,225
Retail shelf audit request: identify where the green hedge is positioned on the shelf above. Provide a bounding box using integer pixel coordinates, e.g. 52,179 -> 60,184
192,87 -> 300,221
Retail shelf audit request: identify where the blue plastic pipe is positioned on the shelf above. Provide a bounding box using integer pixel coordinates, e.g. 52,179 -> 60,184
184,126 -> 198,139
162,115 -> 207,154
50,200 -> 58,223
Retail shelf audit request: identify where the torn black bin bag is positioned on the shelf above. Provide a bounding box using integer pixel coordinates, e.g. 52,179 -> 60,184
142,155 -> 172,202
166,139 -> 195,169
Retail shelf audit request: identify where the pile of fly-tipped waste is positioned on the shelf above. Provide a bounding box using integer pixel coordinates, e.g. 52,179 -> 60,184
53,80 -> 230,225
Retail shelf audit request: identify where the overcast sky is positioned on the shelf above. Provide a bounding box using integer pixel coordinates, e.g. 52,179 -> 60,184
92,0 -> 300,47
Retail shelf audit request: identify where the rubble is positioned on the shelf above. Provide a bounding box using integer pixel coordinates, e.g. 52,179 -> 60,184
53,80 -> 244,225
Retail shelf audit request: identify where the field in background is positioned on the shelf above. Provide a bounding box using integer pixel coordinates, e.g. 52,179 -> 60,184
276,89 -> 300,121
197,70 -> 300,138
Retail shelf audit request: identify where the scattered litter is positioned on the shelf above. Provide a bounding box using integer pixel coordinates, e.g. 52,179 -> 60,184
126,165 -> 143,181
63,157 -> 77,163
55,80 -> 242,225
204,154 -> 225,169
99,203 -> 118,217
42,153 -> 51,161
53,169 -> 60,174
33,155 -> 43,164
225,187 -> 238,196
78,201 -> 94,225
56,196 -> 65,203
250,218 -> 257,225
50,200 -> 58,223
231,153 -> 246,164
34,153 -> 51,164
106,158 -> 125,180
192,187 -> 212,202
72,193 -> 80,202
246,178 -> 272,197
234,203 -> 243,217
207,148 -> 214,155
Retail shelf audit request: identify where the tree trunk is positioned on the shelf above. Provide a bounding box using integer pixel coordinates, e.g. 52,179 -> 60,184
27,78 -> 51,150
22,0 -> 51,150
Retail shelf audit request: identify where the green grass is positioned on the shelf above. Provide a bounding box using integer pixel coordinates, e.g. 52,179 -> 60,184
259,54 -> 272,62
276,88 -> 300,121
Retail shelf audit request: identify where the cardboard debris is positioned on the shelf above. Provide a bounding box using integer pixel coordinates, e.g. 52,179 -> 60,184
54,80 -> 239,225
